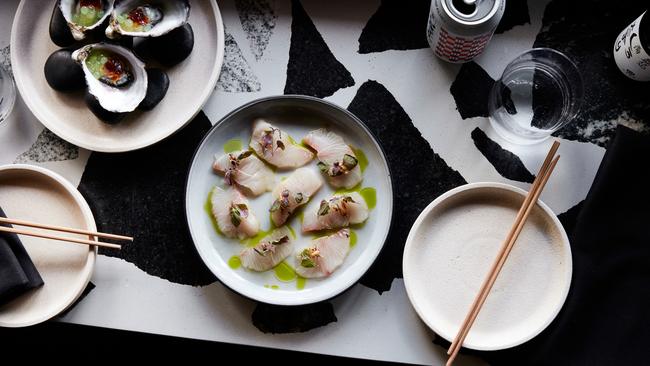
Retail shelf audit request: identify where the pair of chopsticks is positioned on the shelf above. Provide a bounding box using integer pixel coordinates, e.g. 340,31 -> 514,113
446,140 -> 561,366
0,217 -> 131,250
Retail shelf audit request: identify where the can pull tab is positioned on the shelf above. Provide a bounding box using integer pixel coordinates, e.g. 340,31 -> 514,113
452,0 -> 478,16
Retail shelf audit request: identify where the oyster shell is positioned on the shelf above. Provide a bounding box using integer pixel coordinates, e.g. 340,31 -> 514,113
59,0 -> 114,41
105,0 -> 190,39
72,43 -> 147,113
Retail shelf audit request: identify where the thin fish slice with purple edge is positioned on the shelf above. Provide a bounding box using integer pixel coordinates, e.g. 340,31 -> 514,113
239,226 -> 294,272
270,168 -> 323,226
302,191 -> 368,233
295,228 -> 350,278
212,149 -> 275,196
250,119 -> 314,169
211,185 -> 260,239
302,128 -> 362,189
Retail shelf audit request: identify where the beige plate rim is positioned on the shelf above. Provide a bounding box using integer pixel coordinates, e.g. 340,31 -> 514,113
9,0 -> 225,153
402,182 -> 573,351
0,164 -> 97,328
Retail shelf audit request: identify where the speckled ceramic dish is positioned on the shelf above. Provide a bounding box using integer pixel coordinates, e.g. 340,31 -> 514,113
403,182 -> 572,350
0,164 -> 96,327
185,96 -> 393,306
10,0 -> 224,152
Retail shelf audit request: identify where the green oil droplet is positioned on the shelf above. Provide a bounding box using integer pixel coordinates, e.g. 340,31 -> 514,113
205,189 -> 224,236
271,285 -> 279,290
274,261 -> 297,282
360,187 -> 377,209
353,147 -> 369,172
241,228 -> 272,248
296,276 -> 306,290
350,230 -> 358,247
223,139 -> 243,153
228,256 -> 241,269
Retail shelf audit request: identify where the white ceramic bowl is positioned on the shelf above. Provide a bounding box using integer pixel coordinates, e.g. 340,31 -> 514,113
0,164 -> 96,327
403,182 -> 572,350
185,96 -> 393,305
10,0 -> 224,152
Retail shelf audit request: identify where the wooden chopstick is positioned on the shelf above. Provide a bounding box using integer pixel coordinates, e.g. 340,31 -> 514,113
446,142 -> 561,365
0,217 -> 133,242
0,226 -> 121,249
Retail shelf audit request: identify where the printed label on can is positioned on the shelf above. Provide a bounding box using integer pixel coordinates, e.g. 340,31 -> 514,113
614,12 -> 650,81
426,0 -> 500,63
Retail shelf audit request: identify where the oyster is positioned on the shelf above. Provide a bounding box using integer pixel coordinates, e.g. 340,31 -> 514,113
72,43 -> 147,115
105,0 -> 190,39
59,0 -> 114,41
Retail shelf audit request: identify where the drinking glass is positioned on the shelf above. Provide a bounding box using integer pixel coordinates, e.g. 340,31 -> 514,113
488,48 -> 583,144
0,64 -> 16,125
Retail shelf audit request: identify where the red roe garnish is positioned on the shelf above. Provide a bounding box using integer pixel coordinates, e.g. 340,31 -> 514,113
80,0 -> 102,9
128,7 -> 149,25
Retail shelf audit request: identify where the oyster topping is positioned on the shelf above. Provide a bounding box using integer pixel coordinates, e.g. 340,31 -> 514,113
72,0 -> 105,26
84,49 -> 133,88
117,5 -> 163,32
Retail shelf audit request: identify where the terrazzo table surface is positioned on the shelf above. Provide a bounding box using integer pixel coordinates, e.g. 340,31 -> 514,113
2,0 -> 648,364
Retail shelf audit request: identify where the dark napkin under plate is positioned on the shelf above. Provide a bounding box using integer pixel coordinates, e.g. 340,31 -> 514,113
447,125 -> 650,365
0,207 -> 44,306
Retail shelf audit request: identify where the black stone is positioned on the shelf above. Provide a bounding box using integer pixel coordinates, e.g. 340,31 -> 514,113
138,69 -> 170,111
44,49 -> 86,92
495,0 -> 531,34
357,0 -> 430,54
348,80 -> 467,293
49,1 -> 75,47
471,127 -> 535,183
77,112 -> 217,287
136,24 -> 194,67
84,91 -> 126,124
284,0 -> 354,98
252,302 -> 337,334
450,62 -> 495,119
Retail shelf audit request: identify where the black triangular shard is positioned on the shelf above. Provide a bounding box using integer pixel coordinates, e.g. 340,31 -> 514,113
252,302 -> 337,334
78,112 -> 216,287
348,80 -> 467,293
284,0 -> 354,98
358,0 -> 430,54
471,127 -> 535,183
495,0 -> 530,34
450,61 -> 495,119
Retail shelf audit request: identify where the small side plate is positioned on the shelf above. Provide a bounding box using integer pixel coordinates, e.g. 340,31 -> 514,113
185,96 -> 393,305
0,164 -> 96,327
403,182 -> 572,350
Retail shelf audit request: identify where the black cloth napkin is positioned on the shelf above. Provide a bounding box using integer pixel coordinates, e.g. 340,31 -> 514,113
458,125 -> 650,365
0,207 -> 44,306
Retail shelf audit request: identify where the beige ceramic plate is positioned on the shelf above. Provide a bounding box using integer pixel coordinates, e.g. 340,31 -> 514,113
403,182 -> 572,350
0,164 -> 96,327
10,0 -> 224,152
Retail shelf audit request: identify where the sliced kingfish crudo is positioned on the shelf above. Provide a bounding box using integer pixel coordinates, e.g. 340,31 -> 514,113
239,226 -> 294,272
210,186 -> 259,239
295,228 -> 350,278
213,149 -> 275,196
302,191 -> 368,233
270,168 -> 323,226
302,129 -> 362,189
250,119 -> 314,169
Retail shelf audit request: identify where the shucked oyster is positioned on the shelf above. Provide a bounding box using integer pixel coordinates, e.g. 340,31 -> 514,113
72,43 -> 147,116
105,0 -> 190,39
59,0 -> 114,41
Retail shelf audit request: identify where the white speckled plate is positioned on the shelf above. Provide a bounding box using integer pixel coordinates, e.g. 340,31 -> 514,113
0,164 -> 96,327
403,182 -> 572,350
10,0 -> 224,152
185,96 -> 393,306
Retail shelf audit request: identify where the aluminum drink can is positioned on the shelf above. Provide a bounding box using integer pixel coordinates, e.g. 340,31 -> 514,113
613,11 -> 650,81
426,0 -> 505,63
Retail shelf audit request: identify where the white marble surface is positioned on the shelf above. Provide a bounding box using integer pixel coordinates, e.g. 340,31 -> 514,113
0,1 -> 605,365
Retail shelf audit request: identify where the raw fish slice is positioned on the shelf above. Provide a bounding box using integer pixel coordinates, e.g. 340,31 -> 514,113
213,149 -> 275,196
295,229 -> 350,278
302,129 -> 362,189
302,192 -> 368,233
270,168 -> 323,226
250,119 -> 314,169
211,186 -> 260,239
239,226 -> 293,272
